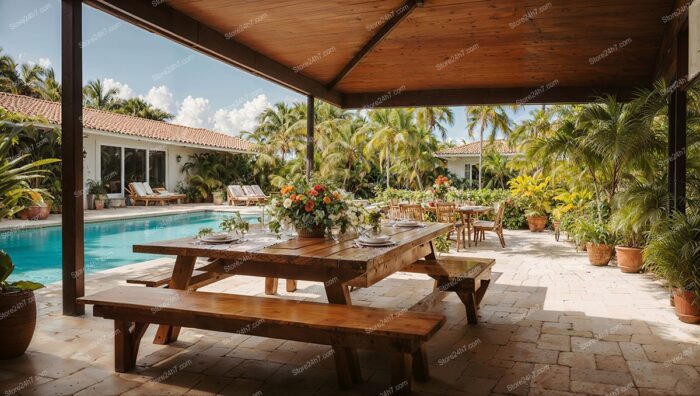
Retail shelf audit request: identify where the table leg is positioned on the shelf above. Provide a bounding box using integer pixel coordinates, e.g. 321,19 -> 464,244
153,255 -> 197,345
325,282 -> 363,384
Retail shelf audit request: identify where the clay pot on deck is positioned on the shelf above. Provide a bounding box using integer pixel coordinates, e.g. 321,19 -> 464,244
672,289 -> 700,324
0,290 -> 38,359
615,246 -> 644,273
17,204 -> 50,220
587,243 -> 613,266
296,226 -> 325,238
94,198 -> 105,210
527,216 -> 547,232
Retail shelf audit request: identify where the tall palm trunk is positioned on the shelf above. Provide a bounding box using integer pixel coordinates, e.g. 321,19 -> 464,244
385,146 -> 390,188
478,125 -> 484,190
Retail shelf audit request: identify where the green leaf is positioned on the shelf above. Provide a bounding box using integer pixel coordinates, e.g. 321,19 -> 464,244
0,250 -> 14,284
8,280 -> 44,291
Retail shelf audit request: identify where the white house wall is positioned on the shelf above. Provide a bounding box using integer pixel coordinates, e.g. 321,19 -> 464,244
82,131 -> 214,201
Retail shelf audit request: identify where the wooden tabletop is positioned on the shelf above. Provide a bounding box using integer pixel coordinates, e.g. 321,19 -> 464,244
133,222 -> 452,271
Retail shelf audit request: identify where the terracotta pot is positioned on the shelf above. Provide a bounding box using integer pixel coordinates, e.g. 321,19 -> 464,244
615,246 -> 644,273
213,194 -> 225,206
587,243 -> 613,266
0,290 -> 37,359
94,199 -> 105,210
296,226 -> 325,238
672,289 -> 700,324
527,216 -> 547,232
17,205 -> 50,220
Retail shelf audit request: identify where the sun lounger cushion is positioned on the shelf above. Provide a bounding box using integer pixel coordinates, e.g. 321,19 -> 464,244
252,185 -> 267,197
230,185 -> 247,197
143,182 -> 155,196
132,182 -> 149,197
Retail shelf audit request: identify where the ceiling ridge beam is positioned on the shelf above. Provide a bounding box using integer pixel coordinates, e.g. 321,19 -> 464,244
84,0 -> 342,106
326,0 -> 422,90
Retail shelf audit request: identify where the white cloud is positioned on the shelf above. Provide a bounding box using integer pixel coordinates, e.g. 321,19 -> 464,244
174,96 -> 210,128
102,78 -> 135,100
211,94 -> 269,135
142,85 -> 174,113
38,58 -> 51,68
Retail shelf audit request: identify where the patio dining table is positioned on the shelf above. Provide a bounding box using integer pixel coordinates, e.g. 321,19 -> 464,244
133,222 -> 452,375
422,205 -> 492,247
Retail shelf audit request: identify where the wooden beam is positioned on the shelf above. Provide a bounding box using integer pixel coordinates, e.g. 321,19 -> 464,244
306,95 -> 315,181
61,0 -> 84,316
654,0 -> 692,83
341,86 -> 641,108
326,0 -> 420,90
669,26 -> 689,214
83,0 -> 342,106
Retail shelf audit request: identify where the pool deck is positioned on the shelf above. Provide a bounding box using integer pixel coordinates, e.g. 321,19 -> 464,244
1,230 -> 699,395
0,203 -> 264,232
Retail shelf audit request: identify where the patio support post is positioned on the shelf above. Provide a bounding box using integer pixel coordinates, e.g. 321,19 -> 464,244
306,95 -> 315,181
668,26 -> 689,214
61,0 -> 85,315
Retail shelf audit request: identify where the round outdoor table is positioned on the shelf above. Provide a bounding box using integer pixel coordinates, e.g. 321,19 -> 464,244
422,204 -> 492,248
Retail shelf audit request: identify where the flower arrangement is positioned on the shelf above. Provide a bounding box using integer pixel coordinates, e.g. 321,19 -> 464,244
432,175 -> 452,200
268,180 -> 364,237
220,212 -> 250,235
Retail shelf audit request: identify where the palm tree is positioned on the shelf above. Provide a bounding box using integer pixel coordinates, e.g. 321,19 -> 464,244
83,79 -> 119,110
415,107 -> 455,141
363,108 -> 415,188
114,97 -> 173,121
482,149 -> 514,188
465,105 -> 512,189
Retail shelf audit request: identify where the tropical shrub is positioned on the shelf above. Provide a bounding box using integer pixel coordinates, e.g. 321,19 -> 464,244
644,212 -> 700,305
508,174 -> 554,217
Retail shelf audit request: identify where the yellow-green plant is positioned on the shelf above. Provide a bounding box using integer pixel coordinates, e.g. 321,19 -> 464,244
552,190 -> 593,221
508,174 -> 553,217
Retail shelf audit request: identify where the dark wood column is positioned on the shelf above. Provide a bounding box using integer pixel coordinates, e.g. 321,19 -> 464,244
306,95 -> 315,181
668,26 -> 689,214
61,0 -> 85,315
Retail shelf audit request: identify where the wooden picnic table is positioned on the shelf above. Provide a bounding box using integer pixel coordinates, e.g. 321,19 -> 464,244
133,222 -> 452,384
422,204 -> 493,247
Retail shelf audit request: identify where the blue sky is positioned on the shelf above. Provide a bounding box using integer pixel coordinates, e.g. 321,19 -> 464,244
0,0 -> 532,141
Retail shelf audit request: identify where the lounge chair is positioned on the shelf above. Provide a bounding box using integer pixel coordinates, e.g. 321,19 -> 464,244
251,185 -> 270,202
147,184 -> 186,204
243,185 -> 267,204
227,185 -> 256,206
126,182 -> 170,206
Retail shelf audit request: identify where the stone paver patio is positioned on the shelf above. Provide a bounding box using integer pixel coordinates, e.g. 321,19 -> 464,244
1,229 -> 699,395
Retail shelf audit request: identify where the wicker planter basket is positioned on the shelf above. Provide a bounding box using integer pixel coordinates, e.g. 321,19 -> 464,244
527,216 -> 547,232
587,243 -> 613,266
296,226 -> 325,238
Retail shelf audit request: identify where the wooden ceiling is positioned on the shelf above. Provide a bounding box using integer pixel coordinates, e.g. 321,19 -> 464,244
86,0 -> 681,108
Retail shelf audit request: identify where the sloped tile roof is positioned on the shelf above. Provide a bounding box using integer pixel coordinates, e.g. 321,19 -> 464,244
436,139 -> 516,156
0,92 -> 254,153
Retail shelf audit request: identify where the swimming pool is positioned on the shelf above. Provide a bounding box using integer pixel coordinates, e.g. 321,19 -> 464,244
0,211 -> 257,284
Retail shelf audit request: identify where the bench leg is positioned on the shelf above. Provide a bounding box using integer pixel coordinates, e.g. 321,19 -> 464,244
325,282 -> 363,384
265,278 -> 278,295
286,279 -> 297,292
412,344 -> 430,382
115,320 -> 149,372
391,352 -> 412,395
154,255 -> 196,345
332,347 -> 354,389
457,291 -> 479,324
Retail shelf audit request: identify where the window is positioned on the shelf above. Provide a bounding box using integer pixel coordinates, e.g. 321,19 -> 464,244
100,145 -> 121,194
149,151 -> 166,188
124,148 -> 147,184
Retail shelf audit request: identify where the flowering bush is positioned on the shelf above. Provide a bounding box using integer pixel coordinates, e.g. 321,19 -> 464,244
268,180 -> 364,236
431,175 -> 452,200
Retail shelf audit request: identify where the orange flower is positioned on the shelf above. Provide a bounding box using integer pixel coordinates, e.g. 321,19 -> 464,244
280,185 -> 294,195
304,200 -> 314,212
290,194 -> 297,202
323,196 -> 331,204
332,191 -> 341,200
308,189 -> 318,197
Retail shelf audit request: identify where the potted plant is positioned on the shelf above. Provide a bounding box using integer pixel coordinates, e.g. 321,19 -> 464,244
575,218 -> 616,266
16,190 -> 51,221
86,179 -> 108,210
431,175 -> 452,202
644,213 -> 700,323
268,180 -> 364,238
212,190 -> 226,206
0,250 -> 44,359
552,190 -> 593,241
508,175 -> 553,232
610,210 -> 647,273
221,212 -> 250,240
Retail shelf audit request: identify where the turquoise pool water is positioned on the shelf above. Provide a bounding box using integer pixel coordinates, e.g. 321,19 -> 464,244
0,211 -> 257,285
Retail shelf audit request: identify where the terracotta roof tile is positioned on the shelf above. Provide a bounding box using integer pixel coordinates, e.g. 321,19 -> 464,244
436,139 -> 516,156
0,92 -> 254,153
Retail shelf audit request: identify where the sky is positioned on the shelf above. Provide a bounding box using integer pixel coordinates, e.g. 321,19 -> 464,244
0,0 -> 532,142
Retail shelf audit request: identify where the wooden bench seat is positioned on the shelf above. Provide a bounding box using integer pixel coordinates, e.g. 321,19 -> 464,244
78,286 -> 445,393
403,256 -> 494,324
126,268 -> 229,289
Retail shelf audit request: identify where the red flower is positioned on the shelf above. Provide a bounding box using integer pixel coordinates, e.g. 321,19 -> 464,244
305,200 -> 315,212
314,184 -> 325,192
308,189 -> 319,197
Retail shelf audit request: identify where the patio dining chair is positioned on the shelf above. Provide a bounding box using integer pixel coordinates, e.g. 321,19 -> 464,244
435,203 -> 468,251
399,203 -> 424,221
473,202 -> 506,248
